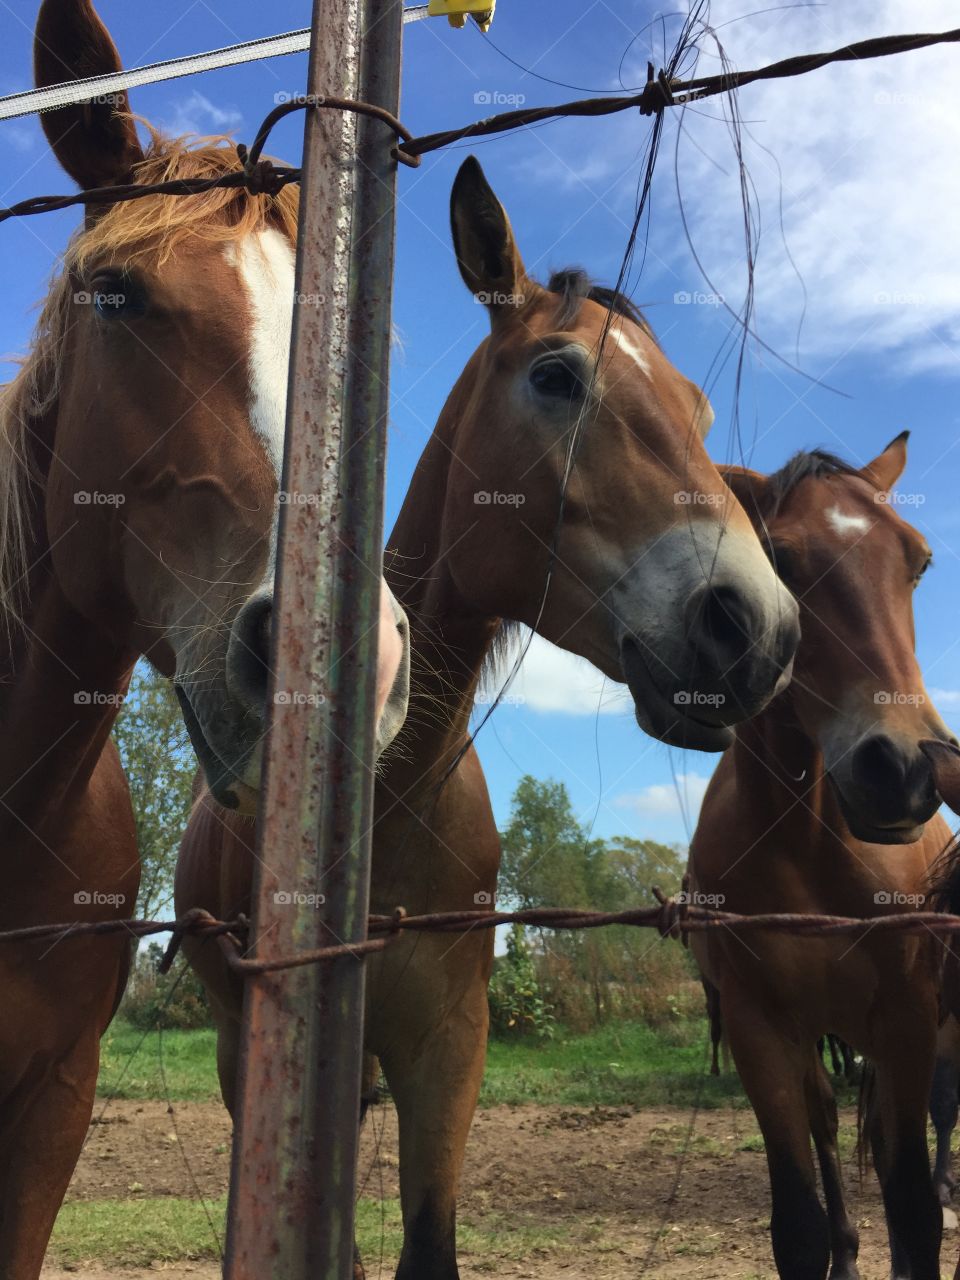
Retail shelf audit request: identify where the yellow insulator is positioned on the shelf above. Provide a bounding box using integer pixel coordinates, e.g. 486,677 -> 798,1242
427,0 -> 496,32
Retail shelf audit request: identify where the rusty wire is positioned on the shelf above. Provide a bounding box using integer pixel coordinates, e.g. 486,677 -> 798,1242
2,24 -> 960,224
7,897 -> 960,983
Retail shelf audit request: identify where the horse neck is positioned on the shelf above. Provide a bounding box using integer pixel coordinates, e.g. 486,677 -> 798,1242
730,695 -> 843,848
385,416 -> 500,795
0,446 -> 135,834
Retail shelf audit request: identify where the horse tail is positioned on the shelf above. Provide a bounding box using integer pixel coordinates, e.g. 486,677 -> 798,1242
855,1059 -> 877,1183
700,975 -> 723,1075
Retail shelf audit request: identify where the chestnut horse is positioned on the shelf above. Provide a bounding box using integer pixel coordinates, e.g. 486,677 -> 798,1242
930,1016 -> 960,1208
0,2 -> 408,1275
177,155 -> 801,1277
690,438 -> 954,1280
917,741 -> 960,1280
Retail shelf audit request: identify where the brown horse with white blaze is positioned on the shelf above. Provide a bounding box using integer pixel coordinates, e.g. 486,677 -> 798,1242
177,156 -> 800,1277
690,437 -> 954,1280
0,2 -> 408,1275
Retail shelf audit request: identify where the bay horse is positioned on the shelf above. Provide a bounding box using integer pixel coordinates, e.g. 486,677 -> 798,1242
689,437 -> 955,1280
176,154 -> 802,1277
0,2 -> 408,1275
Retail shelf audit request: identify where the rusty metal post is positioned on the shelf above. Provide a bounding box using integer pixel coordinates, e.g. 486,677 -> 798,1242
223,1 -> 403,1276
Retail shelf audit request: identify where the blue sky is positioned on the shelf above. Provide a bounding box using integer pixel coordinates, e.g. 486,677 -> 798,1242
2,0 -> 960,848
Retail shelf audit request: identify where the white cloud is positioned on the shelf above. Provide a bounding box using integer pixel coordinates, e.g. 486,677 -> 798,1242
162,91 -> 242,138
615,771 -> 712,819
476,627 -> 633,716
930,689 -> 960,709
675,0 -> 960,374
531,1 -> 960,375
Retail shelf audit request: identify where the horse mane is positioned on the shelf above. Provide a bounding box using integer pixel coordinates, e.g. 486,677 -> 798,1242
765,449 -> 861,518
543,268 -> 658,345
0,127 -> 300,626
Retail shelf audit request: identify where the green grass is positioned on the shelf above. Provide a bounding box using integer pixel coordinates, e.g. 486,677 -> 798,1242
50,1197 -> 226,1266
97,1016 -> 744,1108
98,1016 -> 861,1110
48,1196 -> 578,1269
481,1018 -> 750,1108
98,1024 -> 221,1101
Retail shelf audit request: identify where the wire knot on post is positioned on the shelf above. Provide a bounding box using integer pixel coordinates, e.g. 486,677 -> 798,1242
158,906 -> 220,974
639,62 -> 676,116
652,883 -> 689,944
235,144 -> 287,196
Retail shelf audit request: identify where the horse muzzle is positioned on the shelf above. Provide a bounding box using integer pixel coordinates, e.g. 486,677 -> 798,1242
616,526 -> 800,752
827,730 -> 955,845
179,579 -> 411,811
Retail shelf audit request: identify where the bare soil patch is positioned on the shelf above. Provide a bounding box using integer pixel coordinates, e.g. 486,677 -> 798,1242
42,1099 -> 952,1278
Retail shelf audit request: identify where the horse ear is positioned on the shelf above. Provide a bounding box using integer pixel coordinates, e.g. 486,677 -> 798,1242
450,157 -> 529,312
721,466 -> 773,533
859,431 -> 909,494
34,0 -> 144,190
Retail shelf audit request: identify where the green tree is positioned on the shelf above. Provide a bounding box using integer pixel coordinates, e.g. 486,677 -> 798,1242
498,775 -> 602,910
497,776 -> 694,1028
112,662 -> 197,920
594,836 -> 686,907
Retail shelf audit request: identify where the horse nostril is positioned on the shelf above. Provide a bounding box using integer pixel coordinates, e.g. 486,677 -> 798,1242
852,734 -> 907,792
686,583 -> 755,665
254,604 -> 272,671
228,595 -> 273,710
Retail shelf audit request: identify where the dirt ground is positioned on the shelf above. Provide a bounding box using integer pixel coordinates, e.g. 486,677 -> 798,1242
40,1099 -> 957,1279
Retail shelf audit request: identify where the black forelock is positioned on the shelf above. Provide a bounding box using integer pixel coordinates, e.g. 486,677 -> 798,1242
545,268 -> 657,345
766,449 -> 860,516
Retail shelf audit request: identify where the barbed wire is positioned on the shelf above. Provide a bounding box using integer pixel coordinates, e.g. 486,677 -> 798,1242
1,23 -> 958,225
9,896 -> 960,982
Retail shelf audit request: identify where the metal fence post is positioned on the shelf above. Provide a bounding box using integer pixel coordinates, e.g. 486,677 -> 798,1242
222,1 -> 403,1276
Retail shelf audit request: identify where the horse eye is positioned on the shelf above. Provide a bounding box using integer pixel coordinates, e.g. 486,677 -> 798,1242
90,273 -> 145,320
914,556 -> 932,585
529,356 -> 586,400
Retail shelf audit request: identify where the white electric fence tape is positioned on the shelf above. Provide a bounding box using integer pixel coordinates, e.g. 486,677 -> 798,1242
0,8 -> 431,122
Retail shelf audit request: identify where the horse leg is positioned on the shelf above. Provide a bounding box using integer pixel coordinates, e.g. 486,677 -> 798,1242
723,996 -> 830,1280
181,934 -> 243,1115
869,1046 -> 941,1280
0,1030 -> 100,1279
805,1054 -> 859,1280
930,1051 -> 959,1206
374,945 -> 490,1280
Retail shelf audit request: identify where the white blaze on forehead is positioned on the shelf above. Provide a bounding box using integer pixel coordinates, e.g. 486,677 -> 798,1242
224,228 -> 296,478
611,322 -> 651,378
826,505 -> 871,537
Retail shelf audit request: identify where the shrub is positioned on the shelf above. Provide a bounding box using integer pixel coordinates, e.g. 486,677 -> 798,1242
120,942 -> 212,1031
488,924 -> 556,1040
